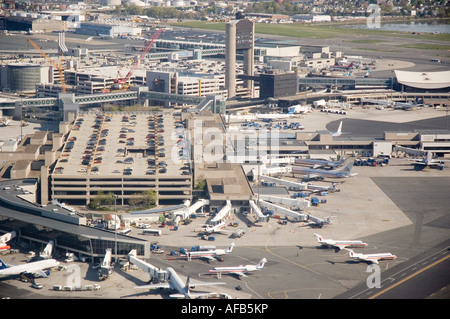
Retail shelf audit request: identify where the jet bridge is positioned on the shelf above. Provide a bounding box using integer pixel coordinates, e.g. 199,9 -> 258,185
258,200 -> 308,222
128,250 -> 168,282
262,166 -> 293,175
249,200 -> 268,222
259,175 -> 307,190
258,194 -> 309,210
210,200 -> 232,225
171,199 -> 210,220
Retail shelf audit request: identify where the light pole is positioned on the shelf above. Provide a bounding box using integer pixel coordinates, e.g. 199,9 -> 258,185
114,194 -> 118,264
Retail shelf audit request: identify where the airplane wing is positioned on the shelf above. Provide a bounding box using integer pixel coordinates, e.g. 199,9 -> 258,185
135,282 -> 171,289
231,272 -> 247,277
359,257 -> 379,264
202,256 -> 216,261
28,269 -> 50,278
187,281 -> 226,288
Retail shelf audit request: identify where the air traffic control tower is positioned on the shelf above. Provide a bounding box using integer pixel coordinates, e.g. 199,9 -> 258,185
225,18 -> 255,100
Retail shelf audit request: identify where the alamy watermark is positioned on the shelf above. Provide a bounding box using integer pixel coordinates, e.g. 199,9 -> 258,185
366,264 -> 381,289
367,4 -> 381,29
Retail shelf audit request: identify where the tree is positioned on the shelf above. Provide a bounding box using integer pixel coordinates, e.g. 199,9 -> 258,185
128,189 -> 157,208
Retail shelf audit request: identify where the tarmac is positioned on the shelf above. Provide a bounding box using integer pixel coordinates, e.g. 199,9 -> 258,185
1,105 -> 449,300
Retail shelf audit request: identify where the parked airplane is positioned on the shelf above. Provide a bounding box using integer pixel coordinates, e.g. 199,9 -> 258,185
178,243 -> 235,262
135,267 -> 225,299
331,62 -> 355,71
0,258 -> 60,278
314,234 -> 368,251
208,258 -> 267,278
409,152 -> 447,170
295,157 -> 345,169
292,160 -> 357,180
394,101 -> 425,111
345,249 -> 397,264
195,221 -> 232,235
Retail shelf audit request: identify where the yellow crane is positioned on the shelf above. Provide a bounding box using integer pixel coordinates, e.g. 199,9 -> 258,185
27,38 -> 66,92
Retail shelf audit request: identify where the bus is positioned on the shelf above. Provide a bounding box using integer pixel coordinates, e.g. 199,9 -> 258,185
119,228 -> 132,235
143,229 -> 162,236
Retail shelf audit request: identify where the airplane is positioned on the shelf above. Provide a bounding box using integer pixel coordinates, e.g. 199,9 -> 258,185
135,267 -> 226,299
0,258 -> 60,278
394,100 -> 425,111
208,258 -> 267,279
409,151 -> 447,170
177,243 -> 235,262
295,157 -> 345,169
345,249 -> 397,264
292,159 -> 357,180
331,62 -> 355,71
85,36 -> 93,41
314,234 -> 368,251
195,221 -> 232,235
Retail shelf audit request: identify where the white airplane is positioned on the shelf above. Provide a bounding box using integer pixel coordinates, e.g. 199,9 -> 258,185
295,157 -> 345,169
135,267 -> 225,299
178,243 -> 235,262
409,152 -> 447,170
292,160 -> 357,180
314,234 -> 368,251
345,249 -> 397,264
0,258 -> 60,278
39,240 -> 54,259
394,101 -> 425,111
208,258 -> 267,278
195,221 -> 232,235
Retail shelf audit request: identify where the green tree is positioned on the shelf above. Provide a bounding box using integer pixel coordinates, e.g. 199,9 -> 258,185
128,189 -> 157,208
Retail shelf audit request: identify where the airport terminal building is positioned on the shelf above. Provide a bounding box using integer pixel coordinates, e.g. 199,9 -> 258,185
0,179 -> 150,260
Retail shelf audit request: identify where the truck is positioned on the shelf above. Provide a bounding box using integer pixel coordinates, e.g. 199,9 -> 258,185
311,197 -> 320,206
232,228 -> 246,238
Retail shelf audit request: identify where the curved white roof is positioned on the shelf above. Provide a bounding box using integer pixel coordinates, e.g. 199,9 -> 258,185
394,70 -> 450,89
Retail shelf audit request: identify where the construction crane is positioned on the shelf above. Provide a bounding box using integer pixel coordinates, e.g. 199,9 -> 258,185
27,38 -> 66,93
114,28 -> 163,87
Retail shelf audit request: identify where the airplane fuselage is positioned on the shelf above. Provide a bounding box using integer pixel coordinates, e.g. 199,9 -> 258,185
0,259 -> 60,276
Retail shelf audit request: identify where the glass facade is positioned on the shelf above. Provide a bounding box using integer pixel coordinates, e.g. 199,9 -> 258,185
7,64 -> 41,92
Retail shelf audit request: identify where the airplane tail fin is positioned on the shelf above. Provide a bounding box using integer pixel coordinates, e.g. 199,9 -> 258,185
337,121 -> 343,134
314,233 -> 323,242
257,258 -> 267,269
344,248 -> 355,257
287,107 -> 295,114
226,242 -> 235,253
42,240 -> 53,257
185,276 -> 191,291
0,259 -> 8,269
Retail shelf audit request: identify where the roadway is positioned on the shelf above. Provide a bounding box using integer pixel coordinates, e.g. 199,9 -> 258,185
334,239 -> 450,299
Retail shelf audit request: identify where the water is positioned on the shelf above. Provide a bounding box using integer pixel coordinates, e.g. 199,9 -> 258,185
342,21 -> 450,34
